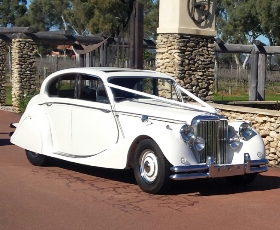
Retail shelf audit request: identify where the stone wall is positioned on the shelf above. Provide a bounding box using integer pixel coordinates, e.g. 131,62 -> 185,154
212,103 -> 280,166
11,39 -> 36,113
156,34 -> 215,101
0,39 -> 6,106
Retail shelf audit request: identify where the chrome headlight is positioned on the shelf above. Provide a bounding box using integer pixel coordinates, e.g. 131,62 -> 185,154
193,136 -> 205,151
180,125 -> 205,151
239,122 -> 253,140
180,124 -> 195,143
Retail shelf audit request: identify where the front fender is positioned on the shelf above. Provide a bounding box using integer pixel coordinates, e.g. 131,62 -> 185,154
11,105 -> 52,154
228,121 -> 266,164
124,121 -> 198,167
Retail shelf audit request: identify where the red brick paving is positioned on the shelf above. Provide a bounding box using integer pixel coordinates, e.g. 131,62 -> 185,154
1,110 -> 280,230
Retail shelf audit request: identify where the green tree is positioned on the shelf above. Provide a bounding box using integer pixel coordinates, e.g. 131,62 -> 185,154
256,0 -> 280,45
215,0 -> 268,69
216,0 -> 262,44
21,0 -> 158,38
216,0 -> 280,46
139,0 -> 159,39
19,0 -> 71,31
87,0 -> 128,35
0,0 -> 28,26
63,0 -> 96,35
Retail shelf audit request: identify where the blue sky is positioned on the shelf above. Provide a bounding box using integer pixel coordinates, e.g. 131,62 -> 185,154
258,35 -> 269,45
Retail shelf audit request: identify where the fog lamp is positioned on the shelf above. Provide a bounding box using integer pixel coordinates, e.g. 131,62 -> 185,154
229,135 -> 240,149
193,136 -> 205,151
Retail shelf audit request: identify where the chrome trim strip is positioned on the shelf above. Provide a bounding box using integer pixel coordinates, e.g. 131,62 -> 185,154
53,151 -> 104,158
250,159 -> 268,166
170,173 -> 208,180
169,154 -> 268,181
41,102 -> 112,113
117,111 -> 187,124
171,165 -> 209,173
40,102 -> 72,106
250,165 -> 268,173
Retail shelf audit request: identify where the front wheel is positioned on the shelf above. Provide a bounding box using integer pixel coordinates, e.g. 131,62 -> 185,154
225,173 -> 257,186
25,150 -> 50,166
133,139 -> 171,194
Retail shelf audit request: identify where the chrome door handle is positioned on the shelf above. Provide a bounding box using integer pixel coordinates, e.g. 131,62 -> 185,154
46,103 -> 53,106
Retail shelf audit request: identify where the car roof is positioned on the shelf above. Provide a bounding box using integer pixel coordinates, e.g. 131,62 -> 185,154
46,67 -> 173,82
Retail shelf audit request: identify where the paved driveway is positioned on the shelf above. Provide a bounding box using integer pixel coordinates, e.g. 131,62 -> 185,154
1,110 -> 280,230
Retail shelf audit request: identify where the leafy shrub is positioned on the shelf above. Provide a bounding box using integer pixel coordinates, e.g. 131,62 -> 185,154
19,93 -> 35,113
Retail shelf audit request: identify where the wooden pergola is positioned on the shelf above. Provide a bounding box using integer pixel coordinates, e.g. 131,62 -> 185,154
215,38 -> 280,101
0,25 -> 155,70
2,27 -> 279,101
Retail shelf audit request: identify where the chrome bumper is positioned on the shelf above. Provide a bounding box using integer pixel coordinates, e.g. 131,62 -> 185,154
170,153 -> 268,180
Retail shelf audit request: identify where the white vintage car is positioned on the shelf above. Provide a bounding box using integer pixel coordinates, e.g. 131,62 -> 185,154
10,67 -> 268,194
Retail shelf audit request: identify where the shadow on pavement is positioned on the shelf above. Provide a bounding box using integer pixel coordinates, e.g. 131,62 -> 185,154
170,173 -> 280,196
47,158 -> 280,195
50,158 -> 137,185
0,138 -> 13,146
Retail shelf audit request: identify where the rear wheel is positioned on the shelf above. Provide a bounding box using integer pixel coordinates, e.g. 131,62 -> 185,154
25,150 -> 50,166
225,173 -> 257,186
133,139 -> 171,194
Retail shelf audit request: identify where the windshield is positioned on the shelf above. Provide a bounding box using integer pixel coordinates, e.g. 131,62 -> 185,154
108,77 -> 181,102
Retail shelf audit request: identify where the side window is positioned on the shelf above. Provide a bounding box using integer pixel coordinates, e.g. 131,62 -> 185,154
157,79 -> 179,101
79,76 -> 98,102
96,80 -> 109,104
139,78 -> 155,95
78,75 -> 109,104
48,74 -> 76,98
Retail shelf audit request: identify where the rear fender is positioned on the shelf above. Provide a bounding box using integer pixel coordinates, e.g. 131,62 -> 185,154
11,105 -> 52,154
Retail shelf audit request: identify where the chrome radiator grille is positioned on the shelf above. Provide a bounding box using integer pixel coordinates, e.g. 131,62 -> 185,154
193,117 -> 228,164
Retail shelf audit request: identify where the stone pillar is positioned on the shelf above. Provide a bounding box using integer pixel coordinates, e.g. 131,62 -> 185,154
156,0 -> 216,101
11,39 -> 36,113
0,39 -> 6,106
156,34 -> 215,101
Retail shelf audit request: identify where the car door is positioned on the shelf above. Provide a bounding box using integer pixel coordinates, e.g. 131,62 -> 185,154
43,73 -> 77,156
71,75 -> 119,157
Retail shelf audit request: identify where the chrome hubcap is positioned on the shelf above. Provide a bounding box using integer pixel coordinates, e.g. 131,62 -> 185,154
139,150 -> 158,184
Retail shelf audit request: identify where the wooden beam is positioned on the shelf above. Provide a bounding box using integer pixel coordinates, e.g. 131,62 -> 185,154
215,43 -> 254,53
261,46 -> 280,54
135,2 -> 144,69
36,30 -> 72,36
257,53 -> 267,101
215,38 -> 224,44
143,39 -> 156,49
79,54 -> 85,67
0,27 -> 34,34
0,34 -> 12,43
129,2 -> 136,68
0,32 -> 156,49
7,33 -> 106,45
249,47 -> 259,101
